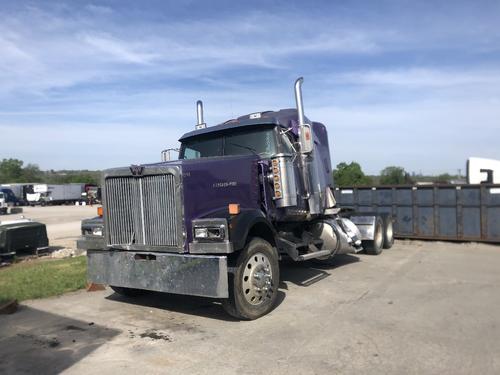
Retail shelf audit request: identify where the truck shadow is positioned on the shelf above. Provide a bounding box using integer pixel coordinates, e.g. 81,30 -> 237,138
105,255 -> 359,321
279,254 -> 360,288
106,290 -> 286,322
0,306 -> 120,375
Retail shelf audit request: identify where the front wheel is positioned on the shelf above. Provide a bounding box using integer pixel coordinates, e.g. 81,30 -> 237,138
223,238 -> 280,320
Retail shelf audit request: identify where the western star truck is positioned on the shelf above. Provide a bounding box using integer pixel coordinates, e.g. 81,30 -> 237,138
27,183 -> 85,206
80,78 -> 394,319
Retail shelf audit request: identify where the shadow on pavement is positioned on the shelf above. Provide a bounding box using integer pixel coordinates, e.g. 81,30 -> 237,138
104,255 -> 359,320
280,254 -> 360,287
0,306 -> 120,375
106,290 -> 286,322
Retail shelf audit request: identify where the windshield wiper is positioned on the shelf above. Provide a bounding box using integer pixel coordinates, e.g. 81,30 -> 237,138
227,143 -> 259,155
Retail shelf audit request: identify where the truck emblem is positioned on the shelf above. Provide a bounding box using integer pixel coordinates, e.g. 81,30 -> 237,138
130,165 -> 144,176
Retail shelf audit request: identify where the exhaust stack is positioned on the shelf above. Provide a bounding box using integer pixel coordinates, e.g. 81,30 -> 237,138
294,77 -> 306,126
294,77 -> 313,154
196,100 -> 206,129
294,77 -> 321,214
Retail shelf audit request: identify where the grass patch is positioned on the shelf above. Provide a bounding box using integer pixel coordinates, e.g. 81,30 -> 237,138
0,256 -> 87,303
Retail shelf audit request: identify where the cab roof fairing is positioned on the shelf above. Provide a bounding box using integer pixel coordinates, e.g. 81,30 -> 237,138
178,108 -> 314,142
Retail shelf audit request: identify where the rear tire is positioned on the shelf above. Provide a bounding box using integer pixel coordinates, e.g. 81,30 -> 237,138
382,216 -> 394,249
222,238 -> 279,320
110,286 -> 145,297
363,216 -> 384,255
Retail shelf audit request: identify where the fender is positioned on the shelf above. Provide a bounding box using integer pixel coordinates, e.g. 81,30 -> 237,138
201,208 -> 276,251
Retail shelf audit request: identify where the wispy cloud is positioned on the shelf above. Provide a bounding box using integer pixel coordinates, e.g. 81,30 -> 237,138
0,1 -> 499,174
334,68 -> 500,88
81,33 -> 160,65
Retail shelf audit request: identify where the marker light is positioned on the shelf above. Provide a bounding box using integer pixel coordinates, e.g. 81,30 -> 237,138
271,158 -> 282,200
229,203 -> 240,215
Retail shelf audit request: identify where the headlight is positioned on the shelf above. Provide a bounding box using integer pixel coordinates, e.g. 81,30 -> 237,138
92,227 -> 103,236
192,219 -> 228,242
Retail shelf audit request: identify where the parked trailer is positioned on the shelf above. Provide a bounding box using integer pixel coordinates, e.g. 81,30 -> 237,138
27,184 -> 85,205
335,184 -> 500,243
467,157 -> 500,184
0,192 -> 7,215
0,183 -> 36,205
79,78 -> 394,320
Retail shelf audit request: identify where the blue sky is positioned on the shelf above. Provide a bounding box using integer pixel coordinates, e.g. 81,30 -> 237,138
0,0 -> 499,175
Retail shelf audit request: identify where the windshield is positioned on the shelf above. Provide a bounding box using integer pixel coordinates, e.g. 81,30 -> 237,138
0,192 -> 4,199
181,127 -> 277,159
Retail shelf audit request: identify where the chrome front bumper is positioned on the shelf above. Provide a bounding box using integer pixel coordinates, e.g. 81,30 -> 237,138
87,250 -> 228,298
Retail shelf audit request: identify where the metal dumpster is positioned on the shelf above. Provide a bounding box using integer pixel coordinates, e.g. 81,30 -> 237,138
335,184 -> 500,243
0,220 -> 49,257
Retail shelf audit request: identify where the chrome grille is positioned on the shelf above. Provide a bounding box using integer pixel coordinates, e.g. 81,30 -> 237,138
104,172 -> 182,249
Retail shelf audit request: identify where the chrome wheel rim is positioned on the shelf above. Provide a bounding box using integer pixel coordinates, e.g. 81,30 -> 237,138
242,252 -> 274,305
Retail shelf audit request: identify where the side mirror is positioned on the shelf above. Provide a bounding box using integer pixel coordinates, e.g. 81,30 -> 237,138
299,124 -> 314,154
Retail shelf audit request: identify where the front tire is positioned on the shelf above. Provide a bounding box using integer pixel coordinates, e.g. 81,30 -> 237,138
223,238 -> 279,320
363,216 -> 384,255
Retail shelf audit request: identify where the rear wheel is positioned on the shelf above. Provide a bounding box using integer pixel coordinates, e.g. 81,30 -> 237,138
382,216 -> 394,249
223,238 -> 279,320
363,216 -> 384,255
110,286 -> 145,297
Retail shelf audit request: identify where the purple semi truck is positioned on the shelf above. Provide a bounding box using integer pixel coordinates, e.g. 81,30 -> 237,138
80,78 -> 393,319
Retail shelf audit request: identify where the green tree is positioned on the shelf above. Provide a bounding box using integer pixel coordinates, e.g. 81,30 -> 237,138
21,163 -> 43,182
0,158 -> 24,183
434,173 -> 452,184
333,162 -> 372,187
379,166 -> 413,185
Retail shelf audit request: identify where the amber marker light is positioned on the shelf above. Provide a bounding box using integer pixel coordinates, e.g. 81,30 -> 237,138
97,207 -> 103,217
229,203 -> 240,215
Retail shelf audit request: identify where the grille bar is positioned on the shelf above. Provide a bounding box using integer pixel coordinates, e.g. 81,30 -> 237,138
104,172 -> 182,249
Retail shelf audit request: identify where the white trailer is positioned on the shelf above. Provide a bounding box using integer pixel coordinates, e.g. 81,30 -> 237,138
0,192 -> 7,214
27,184 -> 85,205
467,157 -> 500,184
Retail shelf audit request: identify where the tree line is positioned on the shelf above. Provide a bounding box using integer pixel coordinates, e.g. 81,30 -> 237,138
0,158 -> 459,188
0,158 -> 100,185
333,161 -> 461,187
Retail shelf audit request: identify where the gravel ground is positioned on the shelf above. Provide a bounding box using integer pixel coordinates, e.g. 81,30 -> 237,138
1,239 -> 499,374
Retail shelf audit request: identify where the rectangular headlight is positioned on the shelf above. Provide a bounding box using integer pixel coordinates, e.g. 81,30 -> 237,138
192,219 -> 228,242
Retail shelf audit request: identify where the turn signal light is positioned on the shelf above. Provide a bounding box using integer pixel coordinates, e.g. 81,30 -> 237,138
229,203 -> 240,215
97,207 -> 103,217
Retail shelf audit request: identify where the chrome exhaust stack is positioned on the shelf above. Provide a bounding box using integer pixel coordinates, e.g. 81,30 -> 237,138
195,100 -> 206,129
294,77 -> 306,127
294,77 -> 321,214
294,78 -> 313,154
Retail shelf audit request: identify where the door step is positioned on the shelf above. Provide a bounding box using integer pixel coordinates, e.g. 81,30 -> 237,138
276,234 -> 331,261
296,249 -> 333,261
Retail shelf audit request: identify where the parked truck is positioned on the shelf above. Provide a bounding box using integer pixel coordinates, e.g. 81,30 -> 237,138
0,192 -> 7,215
27,183 -> 85,206
1,183 -> 32,205
80,78 -> 394,319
